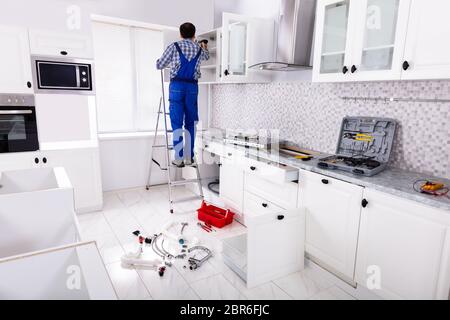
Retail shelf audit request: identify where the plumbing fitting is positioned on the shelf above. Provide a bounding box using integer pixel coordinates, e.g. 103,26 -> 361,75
187,246 -> 213,271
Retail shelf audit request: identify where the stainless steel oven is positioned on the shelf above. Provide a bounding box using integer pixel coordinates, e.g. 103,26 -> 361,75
31,56 -> 94,94
0,94 -> 39,153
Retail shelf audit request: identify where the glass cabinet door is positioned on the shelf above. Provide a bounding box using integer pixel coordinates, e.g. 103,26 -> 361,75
359,0 -> 400,71
351,0 -> 411,80
319,0 -> 351,74
227,21 -> 248,76
221,13 -> 250,80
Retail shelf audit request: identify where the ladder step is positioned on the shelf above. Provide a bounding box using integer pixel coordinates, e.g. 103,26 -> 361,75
158,111 -> 170,115
170,178 -> 201,186
171,195 -> 203,204
153,145 -> 174,150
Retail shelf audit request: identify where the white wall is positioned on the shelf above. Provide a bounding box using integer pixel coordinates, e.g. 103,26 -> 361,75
0,0 -> 214,34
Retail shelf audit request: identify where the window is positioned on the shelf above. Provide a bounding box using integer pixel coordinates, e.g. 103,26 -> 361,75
92,21 -> 164,133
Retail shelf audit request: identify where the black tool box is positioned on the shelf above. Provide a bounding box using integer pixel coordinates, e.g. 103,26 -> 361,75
318,117 -> 397,177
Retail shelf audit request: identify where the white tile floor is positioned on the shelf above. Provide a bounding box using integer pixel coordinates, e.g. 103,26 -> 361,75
78,185 -> 359,300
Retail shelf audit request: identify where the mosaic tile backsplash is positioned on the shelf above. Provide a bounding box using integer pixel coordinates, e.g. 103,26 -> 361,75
211,80 -> 450,179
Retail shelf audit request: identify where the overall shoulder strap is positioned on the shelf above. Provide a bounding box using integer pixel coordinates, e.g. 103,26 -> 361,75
174,42 -> 187,61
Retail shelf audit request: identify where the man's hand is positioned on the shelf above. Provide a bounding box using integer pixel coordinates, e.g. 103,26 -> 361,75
199,40 -> 208,50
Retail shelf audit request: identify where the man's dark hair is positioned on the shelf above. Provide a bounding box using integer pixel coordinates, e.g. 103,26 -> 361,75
180,22 -> 196,39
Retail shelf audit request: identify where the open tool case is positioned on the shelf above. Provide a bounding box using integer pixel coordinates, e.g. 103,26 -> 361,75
318,117 -> 397,177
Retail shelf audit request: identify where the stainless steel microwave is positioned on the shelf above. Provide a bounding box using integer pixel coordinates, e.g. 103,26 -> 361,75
31,56 -> 95,94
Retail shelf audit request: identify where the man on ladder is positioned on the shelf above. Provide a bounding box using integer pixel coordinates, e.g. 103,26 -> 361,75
156,22 -> 209,167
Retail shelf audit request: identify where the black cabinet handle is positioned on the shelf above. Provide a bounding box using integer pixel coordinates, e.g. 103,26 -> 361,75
204,144 -> 209,149
342,66 -> 349,74
250,166 -> 257,171
262,203 -> 268,208
43,157 -> 47,164
224,69 -> 230,76
60,50 -> 68,56
402,61 -> 410,71
362,199 -> 369,208
34,158 -> 39,164
277,215 -> 285,221
27,81 -> 32,88
351,65 -> 357,73
228,153 -> 233,157
321,179 -> 329,185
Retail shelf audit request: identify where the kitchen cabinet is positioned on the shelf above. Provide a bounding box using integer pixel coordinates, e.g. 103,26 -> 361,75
313,0 -> 410,82
350,0 -> 411,81
35,94 -> 98,150
0,148 -> 103,213
0,26 -> 33,94
222,191 -> 304,288
314,0 -> 450,82
0,152 -> 38,172
356,189 -> 450,300
41,148 -> 103,213
313,0 -> 357,82
221,13 -> 274,83
196,13 -> 274,84
402,0 -> 450,80
219,156 -> 245,217
29,29 -> 93,59
298,170 -> 364,282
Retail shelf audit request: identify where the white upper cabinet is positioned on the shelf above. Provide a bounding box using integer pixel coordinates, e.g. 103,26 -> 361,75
29,29 -> 94,59
313,0 -> 358,82
402,0 -> 450,80
220,13 -> 274,83
356,189 -> 450,300
314,0 -> 450,81
350,0 -> 411,81
0,26 -> 33,94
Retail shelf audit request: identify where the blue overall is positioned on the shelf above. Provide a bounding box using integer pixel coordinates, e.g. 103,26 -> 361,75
169,43 -> 201,160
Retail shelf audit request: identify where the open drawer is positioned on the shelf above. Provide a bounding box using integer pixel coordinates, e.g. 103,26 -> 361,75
222,191 -> 305,288
244,191 -> 299,226
203,141 -> 245,159
242,156 -> 299,184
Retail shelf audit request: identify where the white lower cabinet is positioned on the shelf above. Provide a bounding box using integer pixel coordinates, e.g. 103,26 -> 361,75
356,189 -> 450,300
298,170 -> 363,282
222,191 -> 305,289
0,148 -> 103,213
219,156 -> 245,217
42,148 -> 103,213
0,152 -> 38,172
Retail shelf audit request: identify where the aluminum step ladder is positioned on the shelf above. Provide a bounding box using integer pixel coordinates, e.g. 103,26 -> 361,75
145,70 -> 204,214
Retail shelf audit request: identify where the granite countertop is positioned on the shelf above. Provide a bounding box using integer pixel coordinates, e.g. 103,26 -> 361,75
199,129 -> 450,212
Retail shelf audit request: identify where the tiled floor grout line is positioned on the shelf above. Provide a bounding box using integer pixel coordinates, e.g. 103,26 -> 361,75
270,280 -> 296,300
102,191 -> 154,300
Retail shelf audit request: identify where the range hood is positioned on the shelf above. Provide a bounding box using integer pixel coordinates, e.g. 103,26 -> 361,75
250,0 -> 316,71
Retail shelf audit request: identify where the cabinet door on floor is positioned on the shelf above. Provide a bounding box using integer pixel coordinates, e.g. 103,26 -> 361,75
356,189 -> 450,300
0,26 -> 33,94
402,0 -> 450,80
219,157 -> 244,215
298,170 -> 363,281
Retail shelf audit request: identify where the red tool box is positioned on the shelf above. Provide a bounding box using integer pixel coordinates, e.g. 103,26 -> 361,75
197,201 -> 234,229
